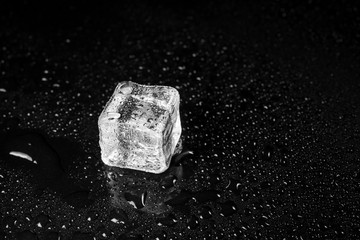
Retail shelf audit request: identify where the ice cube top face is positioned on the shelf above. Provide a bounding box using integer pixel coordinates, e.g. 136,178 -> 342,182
98,81 -> 181,174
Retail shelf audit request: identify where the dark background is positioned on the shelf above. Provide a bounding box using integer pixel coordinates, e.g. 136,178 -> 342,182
1,1 -> 360,239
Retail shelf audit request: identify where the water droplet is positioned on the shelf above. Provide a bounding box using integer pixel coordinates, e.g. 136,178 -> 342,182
9,151 -> 34,163
257,215 -> 270,227
261,144 -> 274,161
333,224 -> 346,237
119,86 -> 133,95
260,181 -> 271,189
157,213 -> 177,227
192,190 -> 220,203
97,225 -> 112,239
1,216 -> 16,229
225,178 -> 241,195
240,221 -> 251,231
160,175 -> 177,189
219,201 -> 237,217
197,205 -> 212,219
86,210 -> 99,222
240,191 -> 250,202
124,191 -> 146,209
35,213 -> 50,228
109,209 -> 128,225
186,215 -> 199,230
253,199 -> 265,211
244,208 -> 252,216
208,173 -> 221,186
152,230 -> 167,240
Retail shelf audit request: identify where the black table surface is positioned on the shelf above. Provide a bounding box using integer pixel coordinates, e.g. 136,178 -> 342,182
1,1 -> 360,239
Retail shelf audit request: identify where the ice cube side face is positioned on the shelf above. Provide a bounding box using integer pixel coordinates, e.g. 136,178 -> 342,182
98,81 -> 181,174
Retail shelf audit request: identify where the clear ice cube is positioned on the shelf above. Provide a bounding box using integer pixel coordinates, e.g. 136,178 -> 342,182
98,81 -> 181,174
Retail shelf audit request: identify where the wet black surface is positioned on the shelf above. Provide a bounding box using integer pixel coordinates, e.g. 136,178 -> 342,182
1,1 -> 360,239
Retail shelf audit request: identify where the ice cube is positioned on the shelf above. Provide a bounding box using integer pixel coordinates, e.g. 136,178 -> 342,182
98,81 -> 181,174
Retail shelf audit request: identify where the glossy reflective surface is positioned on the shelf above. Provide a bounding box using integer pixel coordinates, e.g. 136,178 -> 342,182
1,1 -> 360,239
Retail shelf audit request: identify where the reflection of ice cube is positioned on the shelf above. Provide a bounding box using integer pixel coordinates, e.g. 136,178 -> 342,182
98,81 -> 181,174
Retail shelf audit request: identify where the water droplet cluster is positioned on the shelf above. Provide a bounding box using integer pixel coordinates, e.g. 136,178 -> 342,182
1,1 -> 360,239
